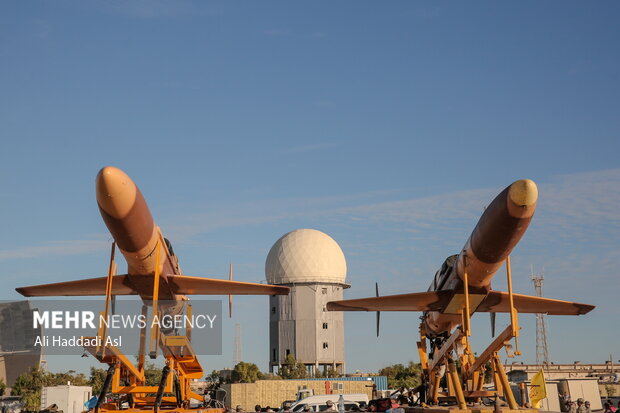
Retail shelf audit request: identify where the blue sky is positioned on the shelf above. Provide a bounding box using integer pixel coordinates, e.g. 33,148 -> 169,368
1,1 -> 619,375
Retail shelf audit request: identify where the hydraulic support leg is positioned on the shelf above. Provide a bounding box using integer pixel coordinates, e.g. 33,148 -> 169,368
447,359 -> 467,410
153,365 -> 171,413
95,364 -> 117,413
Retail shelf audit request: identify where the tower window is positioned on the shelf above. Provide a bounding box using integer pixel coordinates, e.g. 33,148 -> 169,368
271,306 -> 276,314
323,342 -> 329,349
323,323 -> 328,329
286,349 -> 291,356
273,348 -> 276,361
322,288 -> 327,294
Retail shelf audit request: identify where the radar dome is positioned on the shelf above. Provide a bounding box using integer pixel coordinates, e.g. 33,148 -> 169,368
265,229 -> 347,285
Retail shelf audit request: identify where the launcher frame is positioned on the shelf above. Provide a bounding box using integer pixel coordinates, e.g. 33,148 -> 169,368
415,256 -> 535,413
84,241 -> 222,413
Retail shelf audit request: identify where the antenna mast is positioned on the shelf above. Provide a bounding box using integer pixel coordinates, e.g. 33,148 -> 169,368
532,269 -> 550,366
234,323 -> 242,365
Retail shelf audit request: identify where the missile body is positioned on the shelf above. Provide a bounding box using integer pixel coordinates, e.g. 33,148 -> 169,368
456,179 -> 538,288
96,166 -> 177,300
423,179 -> 538,335
326,178 -> 591,337
16,167 -> 289,300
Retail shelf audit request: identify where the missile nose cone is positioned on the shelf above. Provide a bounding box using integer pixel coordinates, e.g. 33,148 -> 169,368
508,179 -> 538,207
507,179 -> 538,219
96,166 -> 155,256
96,166 -> 137,219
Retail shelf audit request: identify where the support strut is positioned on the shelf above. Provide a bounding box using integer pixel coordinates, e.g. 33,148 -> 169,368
95,364 -> 116,413
153,365 -> 171,413
174,374 -> 182,407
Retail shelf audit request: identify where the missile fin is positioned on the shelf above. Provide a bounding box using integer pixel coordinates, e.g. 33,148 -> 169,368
16,275 -> 137,297
169,275 -> 289,295
476,291 -> 595,315
326,291 -> 452,312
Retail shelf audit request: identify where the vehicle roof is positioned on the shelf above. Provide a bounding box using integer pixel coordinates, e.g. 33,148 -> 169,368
292,394 -> 369,404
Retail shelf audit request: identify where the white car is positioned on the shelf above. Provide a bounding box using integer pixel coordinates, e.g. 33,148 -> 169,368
289,394 -> 369,412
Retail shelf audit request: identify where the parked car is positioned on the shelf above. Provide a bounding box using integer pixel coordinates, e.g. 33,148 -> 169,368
289,394 -> 369,412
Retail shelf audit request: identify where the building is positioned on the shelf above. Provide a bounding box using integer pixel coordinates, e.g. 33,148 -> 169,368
506,362 -> 620,381
221,376 -> 388,410
40,385 -> 92,413
0,301 -> 42,388
266,229 -> 349,375
506,362 -> 614,410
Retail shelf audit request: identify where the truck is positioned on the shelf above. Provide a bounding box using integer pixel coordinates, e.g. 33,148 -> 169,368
40,385 -> 92,413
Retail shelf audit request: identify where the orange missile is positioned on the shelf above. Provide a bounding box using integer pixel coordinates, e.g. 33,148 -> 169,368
423,179 -> 539,333
16,167 -> 289,300
326,178 -> 593,338
96,166 -> 161,276
456,179 -> 538,288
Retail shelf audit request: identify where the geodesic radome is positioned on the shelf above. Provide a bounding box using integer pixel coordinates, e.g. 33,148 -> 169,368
265,228 -> 347,285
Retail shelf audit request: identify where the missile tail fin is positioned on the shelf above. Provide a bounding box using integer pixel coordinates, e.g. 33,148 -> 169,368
327,290 -> 452,312
16,275 -> 136,297
477,291 -> 595,315
169,275 -> 289,295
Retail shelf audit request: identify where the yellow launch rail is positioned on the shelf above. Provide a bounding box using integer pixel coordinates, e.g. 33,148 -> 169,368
85,241 -> 220,413
416,256 -> 534,413
15,167 -> 289,413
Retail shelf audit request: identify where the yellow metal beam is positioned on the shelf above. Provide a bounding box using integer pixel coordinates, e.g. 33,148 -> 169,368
465,324 -> 514,379
186,303 -> 193,342
430,371 -> 440,404
428,327 -> 464,373
137,305 -> 147,373
97,242 -> 116,356
417,340 -> 428,372
505,256 -> 521,355
463,268 -> 471,336
493,352 -> 518,410
448,359 -> 467,409
149,235 -> 162,357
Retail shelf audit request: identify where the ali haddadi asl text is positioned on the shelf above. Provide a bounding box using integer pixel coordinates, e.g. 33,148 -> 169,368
34,335 -> 121,348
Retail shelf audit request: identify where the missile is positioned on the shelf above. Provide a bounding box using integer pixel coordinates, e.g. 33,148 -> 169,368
327,178 -> 593,338
96,166 -> 165,276
455,179 -> 538,289
426,179 -> 538,333
17,166 -> 290,299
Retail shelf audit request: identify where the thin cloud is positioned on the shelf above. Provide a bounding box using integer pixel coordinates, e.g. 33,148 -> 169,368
3,169 -> 618,264
328,169 -> 620,249
93,0 -> 215,19
165,168 -> 620,255
0,240 -> 109,261
335,187 -> 492,226
163,188 -> 402,241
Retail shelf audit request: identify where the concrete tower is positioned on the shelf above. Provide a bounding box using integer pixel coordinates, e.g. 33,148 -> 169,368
266,229 -> 349,376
